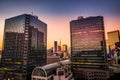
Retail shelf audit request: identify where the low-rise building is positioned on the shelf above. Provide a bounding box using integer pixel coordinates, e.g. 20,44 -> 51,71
47,56 -> 60,64
74,68 -> 109,80
31,59 -> 74,80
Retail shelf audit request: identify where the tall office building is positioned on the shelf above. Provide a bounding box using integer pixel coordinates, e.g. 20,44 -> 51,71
62,45 -> 68,58
1,14 -> 47,80
70,16 -> 109,79
54,41 -> 57,53
107,30 -> 120,50
62,45 -> 67,52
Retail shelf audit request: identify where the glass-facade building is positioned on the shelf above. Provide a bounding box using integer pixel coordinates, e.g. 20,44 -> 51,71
70,16 -> 108,79
1,14 -> 47,80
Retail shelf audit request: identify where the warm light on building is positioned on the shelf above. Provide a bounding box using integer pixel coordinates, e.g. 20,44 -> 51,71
70,16 -> 109,79
0,14 -> 47,80
107,30 -> 120,50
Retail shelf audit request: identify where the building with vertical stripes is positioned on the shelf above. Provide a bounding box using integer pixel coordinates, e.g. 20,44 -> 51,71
70,16 -> 109,80
1,14 -> 47,80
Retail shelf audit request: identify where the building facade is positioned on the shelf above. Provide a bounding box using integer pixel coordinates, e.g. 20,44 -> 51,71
47,56 -> 60,64
1,14 -> 47,80
62,45 -> 68,59
0,50 -> 1,63
62,45 -> 67,52
70,16 -> 109,79
54,41 -> 57,53
107,30 -> 120,50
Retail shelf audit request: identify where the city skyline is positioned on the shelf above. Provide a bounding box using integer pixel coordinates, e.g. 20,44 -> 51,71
0,0 -> 120,50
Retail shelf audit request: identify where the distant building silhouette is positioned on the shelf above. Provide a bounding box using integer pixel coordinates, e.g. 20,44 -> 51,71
47,56 -> 60,64
54,41 -> 58,53
62,45 -> 68,59
47,47 -> 53,56
70,16 -> 109,79
0,14 -> 47,80
62,45 -> 67,52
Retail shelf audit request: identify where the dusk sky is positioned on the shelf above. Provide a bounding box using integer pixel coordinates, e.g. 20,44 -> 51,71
0,0 -> 120,50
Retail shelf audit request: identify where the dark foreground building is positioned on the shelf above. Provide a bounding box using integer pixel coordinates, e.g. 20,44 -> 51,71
70,16 -> 109,80
0,14 -> 47,80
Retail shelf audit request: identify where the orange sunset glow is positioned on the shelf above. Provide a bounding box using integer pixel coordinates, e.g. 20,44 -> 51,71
0,15 -> 120,50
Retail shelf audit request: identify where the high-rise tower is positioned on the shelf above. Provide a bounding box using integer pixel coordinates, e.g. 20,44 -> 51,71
1,14 -> 47,80
54,41 -> 58,53
107,30 -> 120,50
70,16 -> 109,79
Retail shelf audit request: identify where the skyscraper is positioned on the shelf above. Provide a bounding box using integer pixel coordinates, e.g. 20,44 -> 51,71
62,45 -> 67,52
107,30 -> 120,50
62,45 -> 68,58
70,16 -> 109,79
1,14 -> 47,80
54,41 -> 57,53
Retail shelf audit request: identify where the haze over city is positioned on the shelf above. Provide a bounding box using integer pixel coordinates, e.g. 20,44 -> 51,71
0,0 -> 120,50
